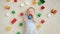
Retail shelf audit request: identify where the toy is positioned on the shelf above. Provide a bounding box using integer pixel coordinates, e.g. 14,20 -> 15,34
4,5 -> 10,10
51,9 -> 57,14
32,0 -> 37,5
17,32 -> 20,34
6,13 -> 11,17
14,0 -> 17,2
41,19 -> 45,24
37,13 -> 41,17
12,10 -> 16,14
7,0 -> 11,2
19,22 -> 23,27
11,18 -> 17,24
25,2 -> 29,5
37,24 -> 42,29
20,12 -> 24,16
6,26 -> 11,31
41,6 -> 45,10
47,14 -> 51,18
38,0 -> 45,5
28,14 -> 33,19
20,3 -> 24,7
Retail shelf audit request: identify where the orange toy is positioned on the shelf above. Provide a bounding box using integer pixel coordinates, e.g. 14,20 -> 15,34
51,9 -> 57,14
4,5 -> 10,10
32,0 -> 37,5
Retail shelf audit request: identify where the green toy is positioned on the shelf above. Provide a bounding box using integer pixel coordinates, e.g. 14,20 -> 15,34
12,10 -> 15,14
38,0 -> 45,5
37,13 -> 41,17
19,22 -> 23,27
17,32 -> 20,34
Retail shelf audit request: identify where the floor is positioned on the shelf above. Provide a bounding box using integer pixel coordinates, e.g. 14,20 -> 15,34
0,0 -> 60,34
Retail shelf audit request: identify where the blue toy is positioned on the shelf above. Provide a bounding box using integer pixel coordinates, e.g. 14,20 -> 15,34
28,15 -> 32,19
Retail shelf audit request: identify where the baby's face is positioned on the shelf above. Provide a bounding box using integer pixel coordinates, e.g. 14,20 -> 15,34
27,8 -> 35,15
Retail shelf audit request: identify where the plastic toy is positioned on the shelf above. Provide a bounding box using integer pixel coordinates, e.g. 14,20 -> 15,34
37,24 -> 42,29
6,26 -> 11,31
4,5 -> 10,10
14,0 -> 17,2
47,14 -> 51,18
12,10 -> 15,14
19,22 -> 23,27
20,3 -> 24,7
41,19 -> 45,24
17,32 -> 20,34
37,13 -> 41,17
32,0 -> 37,5
20,12 -> 24,16
38,0 -> 45,5
11,18 -> 17,24
7,0 -> 11,2
41,6 -> 45,10
28,14 -> 33,19
51,9 -> 57,14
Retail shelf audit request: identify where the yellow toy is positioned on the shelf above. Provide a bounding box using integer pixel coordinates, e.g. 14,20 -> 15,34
37,24 -> 42,29
7,0 -> 11,2
4,5 -> 10,10
6,26 -> 11,31
32,0 -> 37,5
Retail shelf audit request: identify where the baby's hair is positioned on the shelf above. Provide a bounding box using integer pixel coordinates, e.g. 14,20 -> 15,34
25,7 -> 35,15
27,7 -> 35,12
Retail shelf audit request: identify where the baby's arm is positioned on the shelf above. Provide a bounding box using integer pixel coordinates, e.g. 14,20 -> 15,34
23,15 -> 28,22
33,15 -> 38,23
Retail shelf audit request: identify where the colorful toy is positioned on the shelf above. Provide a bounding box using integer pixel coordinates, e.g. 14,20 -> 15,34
17,32 -> 20,34
14,0 -> 17,2
41,19 -> 45,24
37,13 -> 41,17
19,22 -> 23,27
12,10 -> 16,14
32,0 -> 37,5
41,6 -> 45,10
4,5 -> 10,10
28,14 -> 33,19
6,26 -> 11,31
7,0 -> 11,2
51,9 -> 57,14
37,24 -> 42,29
11,18 -> 17,24
38,0 -> 45,5
20,12 -> 24,16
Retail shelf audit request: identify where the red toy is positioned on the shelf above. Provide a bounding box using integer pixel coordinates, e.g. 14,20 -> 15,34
14,0 -> 17,2
41,19 -> 45,24
41,6 -> 45,10
20,12 -> 24,16
11,18 -> 17,24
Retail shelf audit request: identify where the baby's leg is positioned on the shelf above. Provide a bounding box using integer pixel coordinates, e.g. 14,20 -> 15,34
25,27 -> 34,34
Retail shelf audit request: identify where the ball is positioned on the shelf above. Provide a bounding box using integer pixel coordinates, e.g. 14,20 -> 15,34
28,15 -> 32,19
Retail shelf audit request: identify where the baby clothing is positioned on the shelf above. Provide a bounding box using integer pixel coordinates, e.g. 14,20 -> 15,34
25,20 -> 38,34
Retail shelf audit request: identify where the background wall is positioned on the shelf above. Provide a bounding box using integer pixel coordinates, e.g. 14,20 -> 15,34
0,0 -> 60,34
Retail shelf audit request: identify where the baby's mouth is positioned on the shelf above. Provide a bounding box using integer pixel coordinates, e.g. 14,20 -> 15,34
28,13 -> 33,17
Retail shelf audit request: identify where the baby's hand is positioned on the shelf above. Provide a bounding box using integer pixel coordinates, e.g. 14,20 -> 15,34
24,17 -> 28,21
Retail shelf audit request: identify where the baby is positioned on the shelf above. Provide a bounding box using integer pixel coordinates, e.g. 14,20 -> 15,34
24,7 -> 38,34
